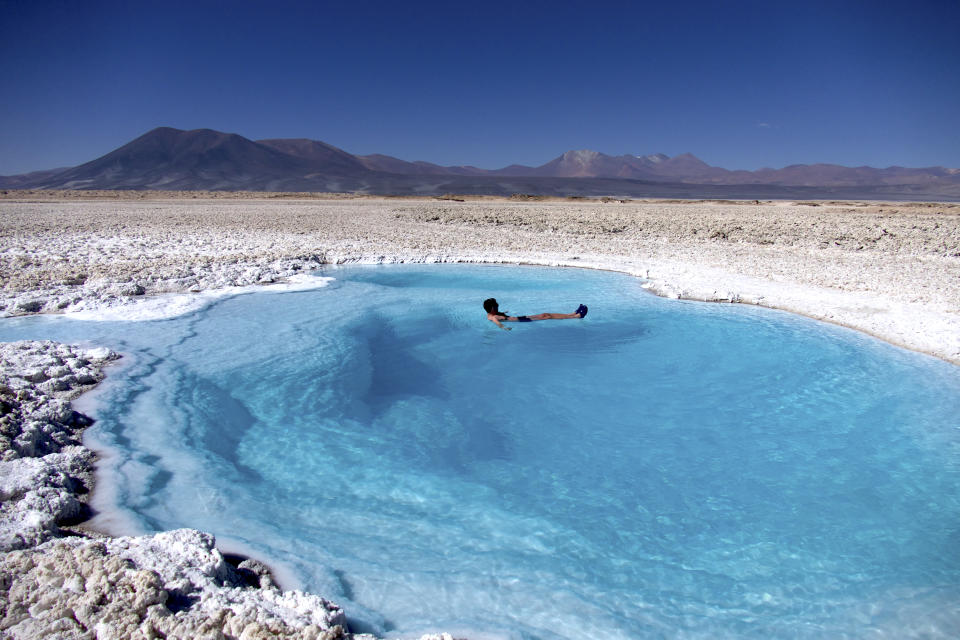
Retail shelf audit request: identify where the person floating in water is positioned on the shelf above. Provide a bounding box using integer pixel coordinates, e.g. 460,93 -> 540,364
484,298 -> 587,331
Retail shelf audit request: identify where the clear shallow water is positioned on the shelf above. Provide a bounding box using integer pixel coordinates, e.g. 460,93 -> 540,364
3,264 -> 960,639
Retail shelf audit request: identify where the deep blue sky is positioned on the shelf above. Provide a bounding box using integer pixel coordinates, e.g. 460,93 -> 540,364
2,0 -> 959,175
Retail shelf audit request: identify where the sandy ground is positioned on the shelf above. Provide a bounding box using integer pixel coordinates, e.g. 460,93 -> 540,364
1,193 -> 958,363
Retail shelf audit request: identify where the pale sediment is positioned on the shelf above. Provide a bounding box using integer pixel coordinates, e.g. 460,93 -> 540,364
0,192 -> 957,638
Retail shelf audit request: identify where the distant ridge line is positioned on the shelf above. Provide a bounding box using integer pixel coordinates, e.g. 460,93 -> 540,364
1,127 -> 958,200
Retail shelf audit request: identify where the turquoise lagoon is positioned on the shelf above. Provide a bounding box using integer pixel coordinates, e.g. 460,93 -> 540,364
2,264 -> 959,639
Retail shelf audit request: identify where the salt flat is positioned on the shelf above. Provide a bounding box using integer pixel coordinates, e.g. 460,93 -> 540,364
0,192 -> 958,639
1,192 -> 958,363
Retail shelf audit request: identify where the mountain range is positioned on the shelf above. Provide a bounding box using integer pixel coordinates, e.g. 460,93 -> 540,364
2,127 -> 958,200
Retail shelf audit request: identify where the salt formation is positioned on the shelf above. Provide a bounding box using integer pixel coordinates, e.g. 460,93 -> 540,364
1,257 -> 324,318
0,341 -> 115,552
2,530 -> 350,639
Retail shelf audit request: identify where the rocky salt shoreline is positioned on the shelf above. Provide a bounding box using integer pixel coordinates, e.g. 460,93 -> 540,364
1,192 -> 958,638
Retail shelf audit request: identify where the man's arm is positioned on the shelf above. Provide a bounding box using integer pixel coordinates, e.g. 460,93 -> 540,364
488,315 -> 512,331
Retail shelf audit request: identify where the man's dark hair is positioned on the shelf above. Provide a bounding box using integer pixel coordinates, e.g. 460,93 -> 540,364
483,298 -> 501,315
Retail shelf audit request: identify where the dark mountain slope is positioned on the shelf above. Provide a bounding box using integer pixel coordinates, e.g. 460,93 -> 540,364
18,127 -> 368,190
256,138 -> 370,176
1,126 -> 957,199
358,153 -> 488,176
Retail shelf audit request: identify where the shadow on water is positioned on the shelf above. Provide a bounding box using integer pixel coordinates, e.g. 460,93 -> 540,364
339,310 -> 520,473
355,313 -> 451,413
139,455 -> 174,495
177,371 -> 263,481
